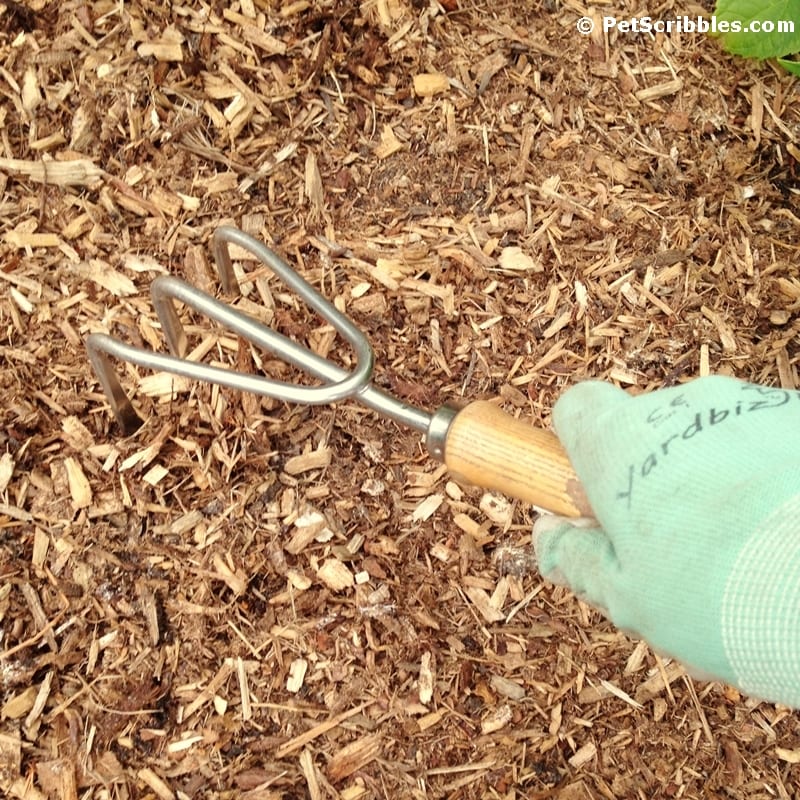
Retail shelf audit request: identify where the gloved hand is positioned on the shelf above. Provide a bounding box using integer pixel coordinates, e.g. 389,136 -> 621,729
532,376 -> 800,707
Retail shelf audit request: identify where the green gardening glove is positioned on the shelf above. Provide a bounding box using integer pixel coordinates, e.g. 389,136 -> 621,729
533,376 -> 800,707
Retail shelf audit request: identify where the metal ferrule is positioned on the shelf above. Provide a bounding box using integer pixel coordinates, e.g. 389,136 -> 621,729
425,403 -> 460,462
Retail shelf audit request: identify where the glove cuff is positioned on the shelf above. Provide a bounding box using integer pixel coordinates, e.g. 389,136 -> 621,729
722,494 -> 800,706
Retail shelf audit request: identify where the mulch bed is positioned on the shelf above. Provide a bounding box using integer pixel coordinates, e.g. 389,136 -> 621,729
1,0 -> 799,797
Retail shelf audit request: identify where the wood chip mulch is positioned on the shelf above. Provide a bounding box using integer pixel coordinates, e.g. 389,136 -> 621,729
1,0 -> 799,798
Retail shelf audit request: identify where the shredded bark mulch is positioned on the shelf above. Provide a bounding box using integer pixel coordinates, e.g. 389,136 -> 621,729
1,0 -> 799,798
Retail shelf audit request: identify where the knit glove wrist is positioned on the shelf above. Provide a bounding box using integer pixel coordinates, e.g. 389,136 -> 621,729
533,376 -> 800,706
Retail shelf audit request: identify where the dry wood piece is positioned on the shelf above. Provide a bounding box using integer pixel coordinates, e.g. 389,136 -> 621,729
464,586 -> 505,623
490,674 -> 525,701
19,583 -> 57,652
298,749 -> 322,799
373,124 -> 404,159
418,651 -> 434,705
776,746 -> 800,764
212,553 -> 248,596
137,768 -> 174,800
635,661 -> 686,703
286,506 -> 335,554
286,658 -> 308,693
702,304 -> 738,353
0,453 -> 15,494
413,72 -> 449,96
479,492 -> 513,528
480,703 -> 512,734
284,447 -> 332,475
236,656 -> 252,722
317,558 -> 354,591
183,662 -> 235,720
36,758 -> 77,800
275,702 -> 375,758
635,78 -> 683,102
568,741 -> 597,769
327,733 -> 382,782
137,36 -> 184,62
498,246 -> 542,272
0,156 -> 104,186
2,686 -> 36,720
410,492 -> 443,522
0,733 -> 22,797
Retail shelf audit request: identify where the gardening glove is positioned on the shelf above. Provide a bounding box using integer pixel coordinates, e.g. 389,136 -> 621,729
532,376 -> 800,707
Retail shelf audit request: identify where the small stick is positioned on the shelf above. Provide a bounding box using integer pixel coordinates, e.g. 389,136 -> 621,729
275,700 -> 375,758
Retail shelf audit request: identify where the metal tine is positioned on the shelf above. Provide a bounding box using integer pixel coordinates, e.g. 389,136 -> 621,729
86,227 -> 375,433
86,339 -> 149,434
151,226 -> 375,400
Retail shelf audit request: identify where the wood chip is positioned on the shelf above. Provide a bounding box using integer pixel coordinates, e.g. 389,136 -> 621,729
490,675 -> 525,701
286,658 -> 308,693
413,73 -> 449,96
0,453 -> 14,493
64,457 -> 91,509
417,710 -> 443,731
137,768 -> 174,800
317,559 -> 354,591
287,508 -> 334,554
418,651 -> 433,705
142,464 -> 168,486
287,569 -> 312,590
35,758 -> 76,800
776,747 -> 800,764
212,553 -> 247,596
2,687 -> 37,720
75,259 -> 137,296
634,661 -> 685,703
326,734 -> 382,782
374,124 -> 404,159
411,493 -> 443,522
498,246 -> 542,272
464,586 -> 505,623
275,702 -> 374,758
236,656 -> 252,722
480,704 -> 512,734
4,223 -> 63,249
0,732 -> 21,791
479,493 -> 513,528
61,416 -> 95,450
299,748 -> 322,800
594,152 -> 633,185
284,447 -> 331,475
0,156 -> 104,186
634,78 -> 683,102
184,663 -> 235,720
136,24 -> 184,62
701,305 -> 737,353
568,741 -> 597,769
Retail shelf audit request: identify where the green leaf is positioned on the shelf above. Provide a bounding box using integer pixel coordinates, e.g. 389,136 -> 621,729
777,56 -> 800,74
714,0 -> 800,59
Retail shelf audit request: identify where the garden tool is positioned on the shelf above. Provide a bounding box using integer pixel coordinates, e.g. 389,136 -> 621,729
87,227 -> 591,518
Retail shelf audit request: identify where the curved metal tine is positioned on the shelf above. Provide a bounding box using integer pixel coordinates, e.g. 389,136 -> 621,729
150,276 -> 365,399
86,333 -> 147,434
88,299 -> 432,436
86,227 -> 377,433
86,227 -> 434,436
86,272 -> 367,434
154,227 -> 375,405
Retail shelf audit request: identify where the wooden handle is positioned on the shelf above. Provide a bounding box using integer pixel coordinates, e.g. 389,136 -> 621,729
443,400 -> 592,518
